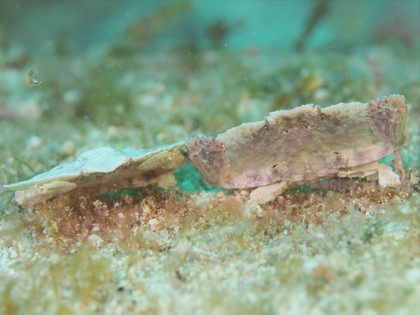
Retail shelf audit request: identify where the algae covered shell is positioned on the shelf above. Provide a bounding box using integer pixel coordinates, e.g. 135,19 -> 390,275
186,95 -> 408,203
4,143 -> 187,207
187,95 -> 408,189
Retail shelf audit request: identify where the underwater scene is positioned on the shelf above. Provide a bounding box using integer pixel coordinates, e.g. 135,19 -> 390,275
0,1 -> 419,314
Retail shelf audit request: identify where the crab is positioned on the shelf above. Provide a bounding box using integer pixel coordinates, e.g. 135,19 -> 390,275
4,95 -> 409,207
4,144 -> 187,207
187,94 -> 408,204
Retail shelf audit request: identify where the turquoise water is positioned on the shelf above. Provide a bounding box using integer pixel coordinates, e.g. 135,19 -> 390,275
1,1 -> 418,52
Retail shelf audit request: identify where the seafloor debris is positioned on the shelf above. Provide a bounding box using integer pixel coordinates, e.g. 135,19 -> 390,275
4,95 -> 409,207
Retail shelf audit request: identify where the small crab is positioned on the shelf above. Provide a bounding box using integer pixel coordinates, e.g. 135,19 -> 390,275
4,144 -> 187,207
4,95 -> 409,207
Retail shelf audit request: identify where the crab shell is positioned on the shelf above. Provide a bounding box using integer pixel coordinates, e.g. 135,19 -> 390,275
186,95 -> 408,189
4,144 -> 187,207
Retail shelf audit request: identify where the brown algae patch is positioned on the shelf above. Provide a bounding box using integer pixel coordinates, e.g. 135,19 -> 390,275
17,173 -> 415,247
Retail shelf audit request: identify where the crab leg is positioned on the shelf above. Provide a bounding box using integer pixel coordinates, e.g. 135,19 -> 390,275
249,181 -> 288,204
392,150 -> 405,181
337,161 -> 401,188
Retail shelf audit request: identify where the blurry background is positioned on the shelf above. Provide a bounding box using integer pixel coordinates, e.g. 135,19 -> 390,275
0,0 -> 419,53
0,0 -> 419,149
0,0 -> 418,150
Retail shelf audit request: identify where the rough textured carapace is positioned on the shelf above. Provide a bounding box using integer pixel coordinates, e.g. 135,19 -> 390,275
187,94 -> 408,203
